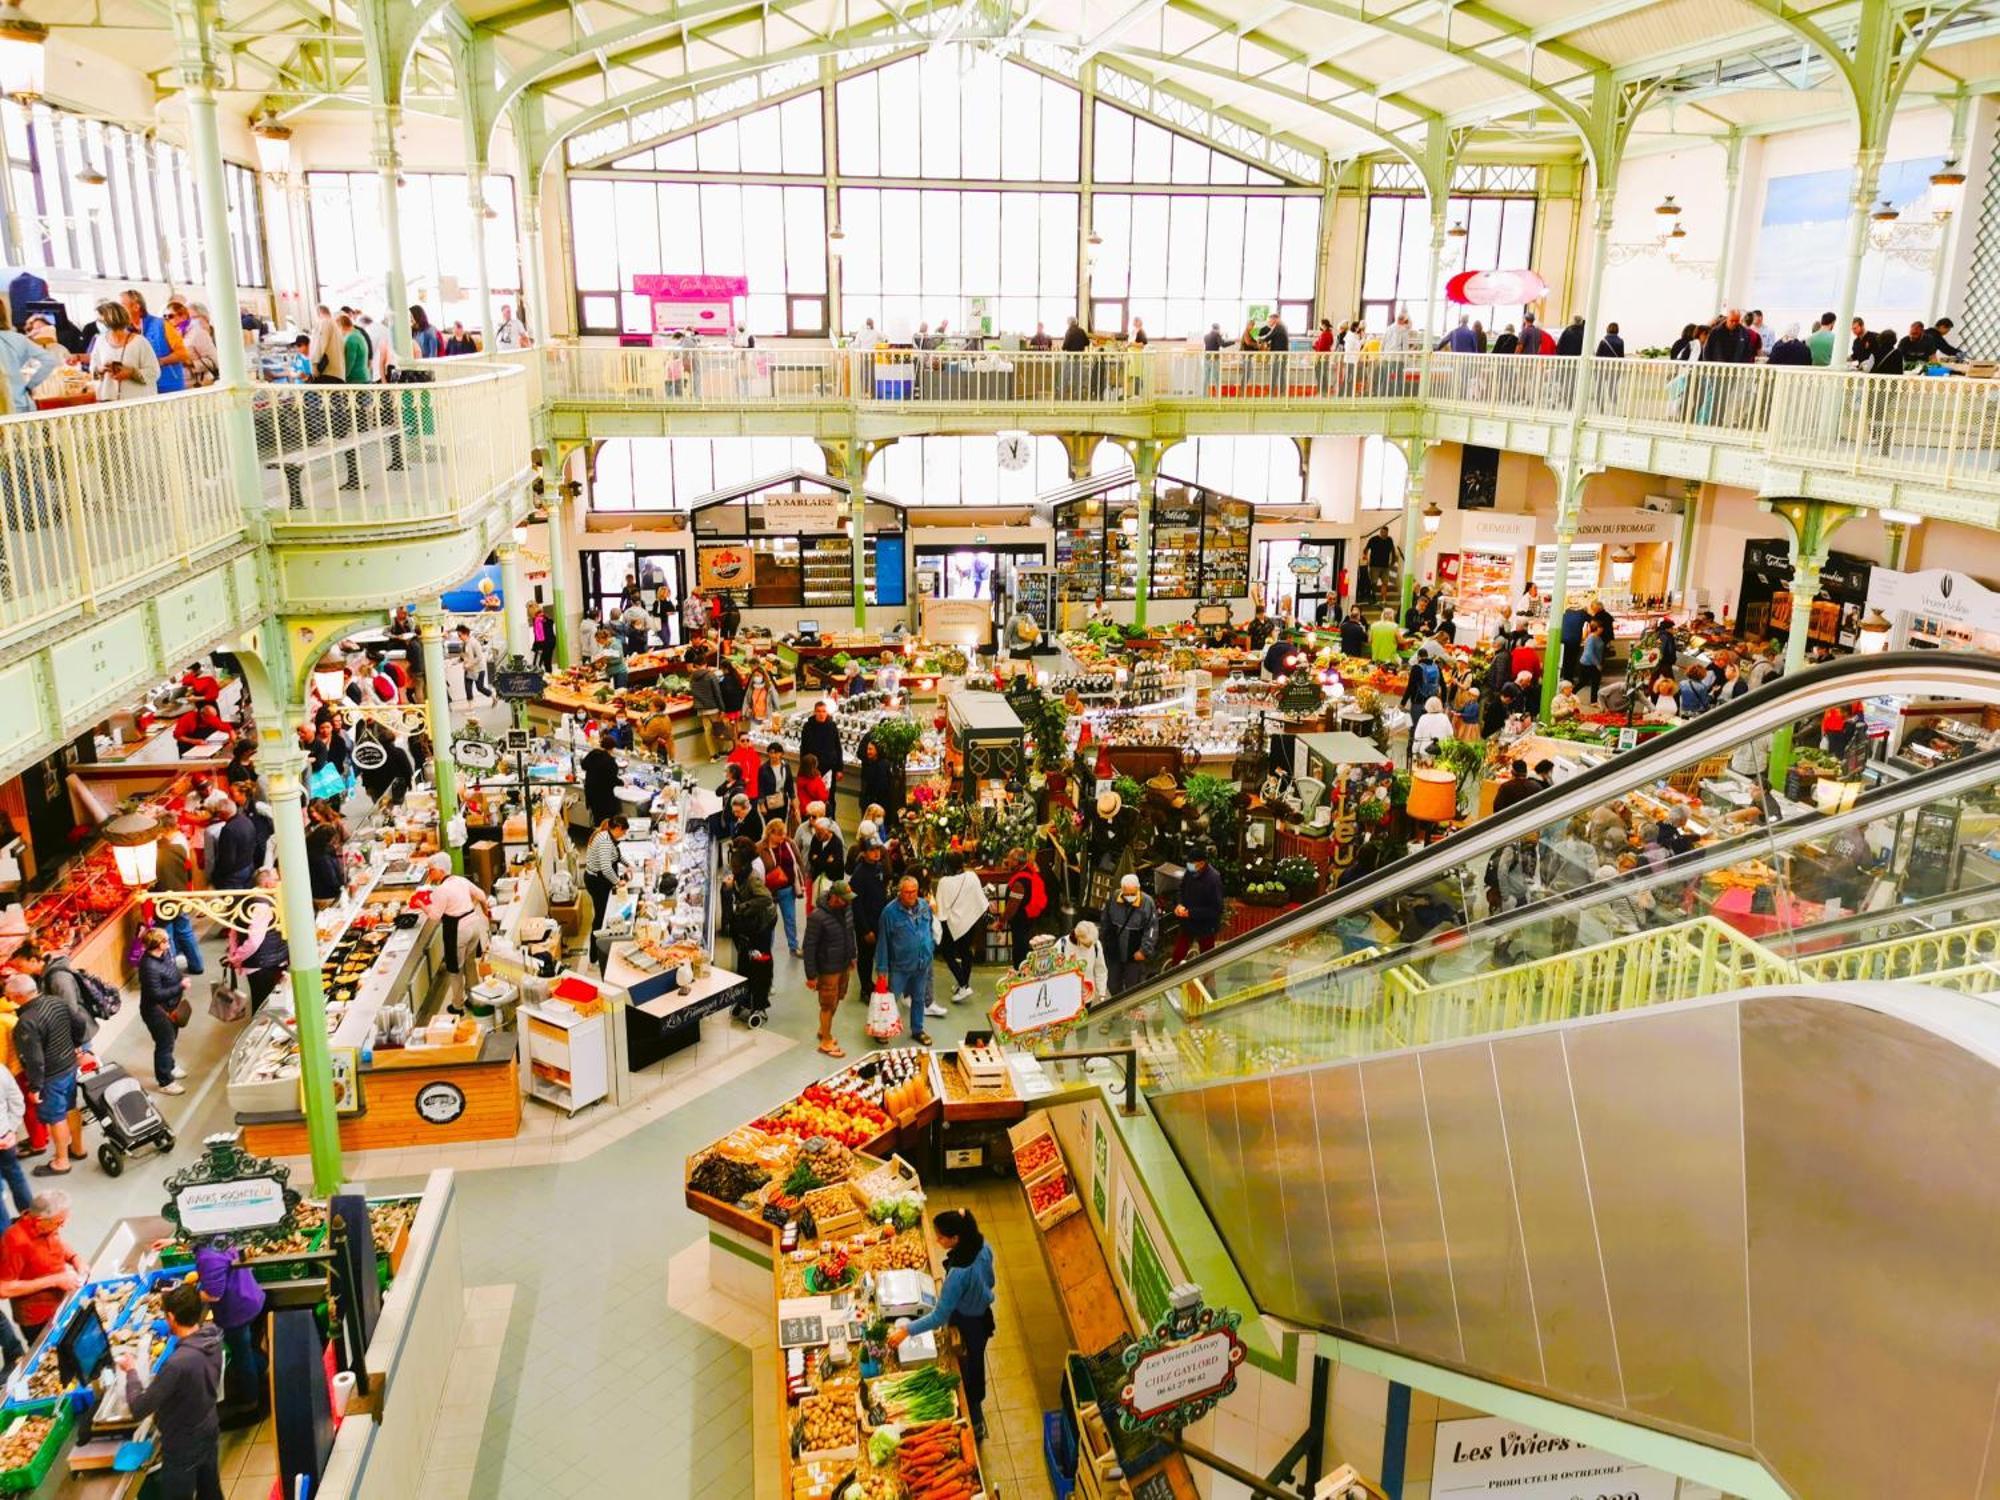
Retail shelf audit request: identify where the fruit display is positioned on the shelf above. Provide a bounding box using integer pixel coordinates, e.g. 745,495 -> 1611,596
890,1421 -> 982,1500
0,1413 -> 55,1471
688,1153 -> 772,1204
804,1247 -> 854,1293
1012,1131 -> 1060,1181
796,1383 -> 860,1454
858,1232 -> 929,1274
751,1086 -> 893,1149
1027,1169 -> 1076,1220
369,1197 -> 419,1256
866,1367 -> 962,1425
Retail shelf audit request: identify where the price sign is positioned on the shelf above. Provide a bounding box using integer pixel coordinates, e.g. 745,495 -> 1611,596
175,1175 -> 289,1235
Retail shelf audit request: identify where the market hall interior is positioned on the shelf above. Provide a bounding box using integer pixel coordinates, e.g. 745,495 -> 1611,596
3,0 -> 2000,1495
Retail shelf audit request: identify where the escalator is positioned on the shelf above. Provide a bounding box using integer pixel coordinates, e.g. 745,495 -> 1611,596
1048,652 -> 2000,1495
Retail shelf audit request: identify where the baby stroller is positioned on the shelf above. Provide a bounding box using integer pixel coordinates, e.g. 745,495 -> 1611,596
79,1063 -> 175,1177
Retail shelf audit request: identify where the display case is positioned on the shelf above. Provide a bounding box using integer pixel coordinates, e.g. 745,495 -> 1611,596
1056,499 -> 1108,601
1200,496 -> 1253,598
1148,490 -> 1203,602
801,535 -> 852,609
749,536 -> 804,609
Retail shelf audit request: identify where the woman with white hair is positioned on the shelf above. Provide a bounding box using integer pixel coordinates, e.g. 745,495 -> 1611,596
423,852 -> 492,1001
1411,695 -> 1455,761
1062,919 -> 1109,1005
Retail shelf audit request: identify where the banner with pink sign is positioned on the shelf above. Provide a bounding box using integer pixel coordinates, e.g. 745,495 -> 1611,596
632,274 -> 749,339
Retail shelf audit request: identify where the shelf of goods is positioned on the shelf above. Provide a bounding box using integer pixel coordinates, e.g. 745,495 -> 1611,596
780,697 -> 946,779
683,1055 -> 992,1500
1009,1116 -> 1198,1500
1082,705 -> 1253,772
1056,500 -> 1108,602
803,536 -> 856,609
8,1191 -> 426,1488
228,840 -> 534,1154
1149,495 -> 1202,603
1200,499 -> 1252,598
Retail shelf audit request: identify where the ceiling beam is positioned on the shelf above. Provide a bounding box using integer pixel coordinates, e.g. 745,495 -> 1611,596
1166,0 -> 1438,122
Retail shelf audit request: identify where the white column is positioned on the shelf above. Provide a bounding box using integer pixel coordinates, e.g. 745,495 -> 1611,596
520,192 -> 549,345
468,172 -> 497,351
498,542 -> 530,660
372,106 -> 411,360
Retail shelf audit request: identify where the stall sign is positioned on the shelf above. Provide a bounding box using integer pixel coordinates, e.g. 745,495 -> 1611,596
1287,553 -> 1325,577
1430,1416 -> 1676,1500
1459,512 -> 1538,551
1565,509 -> 1683,545
698,544 -> 756,590
991,949 -> 1089,1040
764,494 -> 847,534
452,734 -> 501,771
1867,567 -> 2000,634
176,1176 -> 290,1235
493,665 -> 548,701
1116,1290 -> 1244,1432
351,739 -> 389,773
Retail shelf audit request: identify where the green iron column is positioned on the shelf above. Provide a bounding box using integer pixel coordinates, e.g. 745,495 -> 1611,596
1132,440 -> 1158,629
1764,497 -> 1858,785
520,191 -> 548,344
850,489 -> 868,630
170,0 -> 262,509
1674,480 -> 1700,602
546,451 -> 577,668
418,610 -> 463,873
497,541 -> 530,660
265,745 -> 345,1194
1397,442 -> 1428,622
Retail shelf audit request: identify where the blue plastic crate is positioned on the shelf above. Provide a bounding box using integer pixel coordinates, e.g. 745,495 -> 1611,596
1043,1408 -> 1077,1500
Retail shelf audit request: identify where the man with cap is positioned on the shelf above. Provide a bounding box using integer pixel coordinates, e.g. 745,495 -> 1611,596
1099,875 -> 1158,998
802,880 -> 857,1058
1171,845 -> 1225,964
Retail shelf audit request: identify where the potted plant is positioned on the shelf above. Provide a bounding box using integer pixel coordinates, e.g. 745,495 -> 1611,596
1183,771 -> 1242,856
1431,736 -> 1490,816
867,718 -> 923,811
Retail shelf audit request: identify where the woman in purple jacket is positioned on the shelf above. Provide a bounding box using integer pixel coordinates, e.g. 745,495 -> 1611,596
195,1239 -> 267,1422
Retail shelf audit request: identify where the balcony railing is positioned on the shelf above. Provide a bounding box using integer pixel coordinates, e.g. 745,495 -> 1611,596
1766,367 -> 2000,492
257,358 -> 532,529
0,390 -> 245,637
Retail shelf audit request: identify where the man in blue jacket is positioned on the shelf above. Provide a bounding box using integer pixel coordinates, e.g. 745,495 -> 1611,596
875,876 -> 937,1045
1170,845 -> 1226,964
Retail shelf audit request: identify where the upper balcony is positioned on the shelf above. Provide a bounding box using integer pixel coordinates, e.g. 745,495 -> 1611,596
540,344 -> 2000,524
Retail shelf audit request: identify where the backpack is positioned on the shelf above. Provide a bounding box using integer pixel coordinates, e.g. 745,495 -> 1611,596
52,958 -> 121,1020
1409,658 -> 1441,705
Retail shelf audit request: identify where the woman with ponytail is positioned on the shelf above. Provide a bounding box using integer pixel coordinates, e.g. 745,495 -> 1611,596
887,1208 -> 997,1437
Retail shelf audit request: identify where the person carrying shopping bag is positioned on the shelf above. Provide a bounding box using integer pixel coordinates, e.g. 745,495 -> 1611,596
875,876 -> 939,1046
752,820 -> 803,959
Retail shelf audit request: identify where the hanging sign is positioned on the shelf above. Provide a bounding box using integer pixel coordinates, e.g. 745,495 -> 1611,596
1430,1416 -> 1677,1500
452,733 -> 501,771
351,739 -> 389,773
1116,1286 -> 1244,1433
764,494 -> 847,533
698,544 -> 756,590
163,1136 -> 304,1247
493,662 -> 548,701
1287,553 -> 1325,577
1866,567 -> 2000,634
990,946 -> 1091,1040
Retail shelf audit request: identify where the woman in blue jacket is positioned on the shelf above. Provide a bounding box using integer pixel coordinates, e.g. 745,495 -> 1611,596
887,1209 -> 997,1438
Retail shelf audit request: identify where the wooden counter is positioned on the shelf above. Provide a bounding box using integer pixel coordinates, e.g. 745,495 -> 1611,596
240,1029 -> 523,1154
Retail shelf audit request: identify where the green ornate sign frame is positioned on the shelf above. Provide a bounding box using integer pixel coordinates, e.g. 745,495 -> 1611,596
161,1133 -> 304,1249
988,943 -> 1091,1044
1116,1292 -> 1246,1434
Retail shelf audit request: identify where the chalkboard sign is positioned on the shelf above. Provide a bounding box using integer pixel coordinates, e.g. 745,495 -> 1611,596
493,665 -> 547,701
1132,1472 -> 1176,1500
1907,802 -> 1961,898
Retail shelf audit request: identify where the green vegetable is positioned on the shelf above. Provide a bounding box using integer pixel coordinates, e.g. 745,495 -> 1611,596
868,1428 -> 901,1466
783,1158 -> 824,1197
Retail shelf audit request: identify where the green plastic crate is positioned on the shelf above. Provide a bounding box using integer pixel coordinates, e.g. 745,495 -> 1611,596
0,1401 -> 72,1492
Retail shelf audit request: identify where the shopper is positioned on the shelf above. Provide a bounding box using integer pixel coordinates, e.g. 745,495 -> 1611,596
529,603 -> 555,672
409,305 -> 442,359
1061,920 -> 1109,1005
859,738 -> 895,829
999,848 -> 1048,967
730,872 -> 778,1019
119,1281 -> 225,1500
802,880 -> 857,1057
851,840 -> 888,989
218,874 -> 283,1015
88,300 -> 160,401
194,1238 -> 267,1421
137,927 -> 190,1095
0,299 -> 61,413
455,624 -> 493,704
934,852 -> 989,1003
0,1070 -> 26,1232
0,1190 -> 86,1344
876,876 -> 940,1043
690,666 -> 728,759
799,701 -> 845,803
758,741 -> 796,825
1411,696 -> 1455,760
1577,618 -> 1606,703
1170,846 -> 1224,964
752,820 -> 803,958
805,815 -> 845,909
888,1209 -> 996,1440
6,957 -> 93,1177
581,732 -> 622,828
1100,874 -> 1158,997
581,818 -> 629,943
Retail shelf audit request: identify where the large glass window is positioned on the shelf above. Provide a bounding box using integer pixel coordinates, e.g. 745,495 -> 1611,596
609,93 -> 826,175
307,171 -> 518,330
589,436 -> 826,510
839,188 -> 1077,337
1359,436 -> 1407,510
0,100 -> 266,288
1360,192 -> 1537,334
867,434 -> 1074,506
1091,103 -> 1284,187
1088,192 -> 1317,338
566,178 -> 827,336
836,51 -> 1080,183
1159,436 -> 1304,507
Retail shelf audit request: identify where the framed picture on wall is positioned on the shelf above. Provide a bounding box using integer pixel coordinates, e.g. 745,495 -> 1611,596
1458,445 -> 1499,510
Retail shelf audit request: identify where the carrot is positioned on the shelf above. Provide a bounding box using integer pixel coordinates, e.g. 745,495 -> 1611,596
961,1428 -> 976,1466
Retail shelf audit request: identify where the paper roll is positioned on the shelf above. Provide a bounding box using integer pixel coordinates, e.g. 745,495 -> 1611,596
330,1370 -> 357,1417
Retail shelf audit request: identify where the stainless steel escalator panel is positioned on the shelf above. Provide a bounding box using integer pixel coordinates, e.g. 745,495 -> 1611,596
1740,995 -> 2000,1498
1418,1044 -> 1544,1388
1564,1001 -> 1753,1442
1360,1054 -> 1462,1367
1489,1030 -> 1625,1408
1151,987 -> 2000,1495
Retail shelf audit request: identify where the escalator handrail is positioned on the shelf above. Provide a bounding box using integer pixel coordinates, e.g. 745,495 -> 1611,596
1078,649 -> 2000,1029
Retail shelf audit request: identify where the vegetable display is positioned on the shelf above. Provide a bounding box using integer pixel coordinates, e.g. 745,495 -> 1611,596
805,1248 -> 854,1293
868,1367 -> 961,1425
797,1384 -> 860,1453
1027,1170 -> 1075,1218
689,1153 -> 771,1204
892,1420 -> 982,1500
1012,1133 -> 1059,1180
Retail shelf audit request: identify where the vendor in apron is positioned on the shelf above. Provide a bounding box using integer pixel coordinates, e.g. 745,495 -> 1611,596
421,854 -> 492,1006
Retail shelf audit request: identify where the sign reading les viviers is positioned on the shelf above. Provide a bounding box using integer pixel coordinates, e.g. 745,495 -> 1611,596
1124,1330 -> 1240,1418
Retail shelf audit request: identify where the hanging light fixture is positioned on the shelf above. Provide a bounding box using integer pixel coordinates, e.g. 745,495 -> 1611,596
1855,606 -> 1893,654
1930,158 -> 1967,221
1654,194 -> 1681,221
1664,221 -> 1687,261
827,224 -> 846,257
1869,199 -> 1902,250
1446,220 -> 1467,239
250,113 -> 292,177
1085,229 -> 1103,265
1420,501 -> 1442,535
102,806 -> 162,890
73,163 -> 105,188
0,1 -> 46,105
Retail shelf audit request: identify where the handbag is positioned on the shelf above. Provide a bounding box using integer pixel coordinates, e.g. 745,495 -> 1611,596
169,994 -> 193,1028
208,970 -> 249,1023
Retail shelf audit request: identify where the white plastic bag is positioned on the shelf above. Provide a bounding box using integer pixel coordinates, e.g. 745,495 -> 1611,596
867,984 -> 904,1040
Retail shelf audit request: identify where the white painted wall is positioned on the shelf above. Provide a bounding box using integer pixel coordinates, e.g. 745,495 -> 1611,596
1593,142 -> 1734,352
